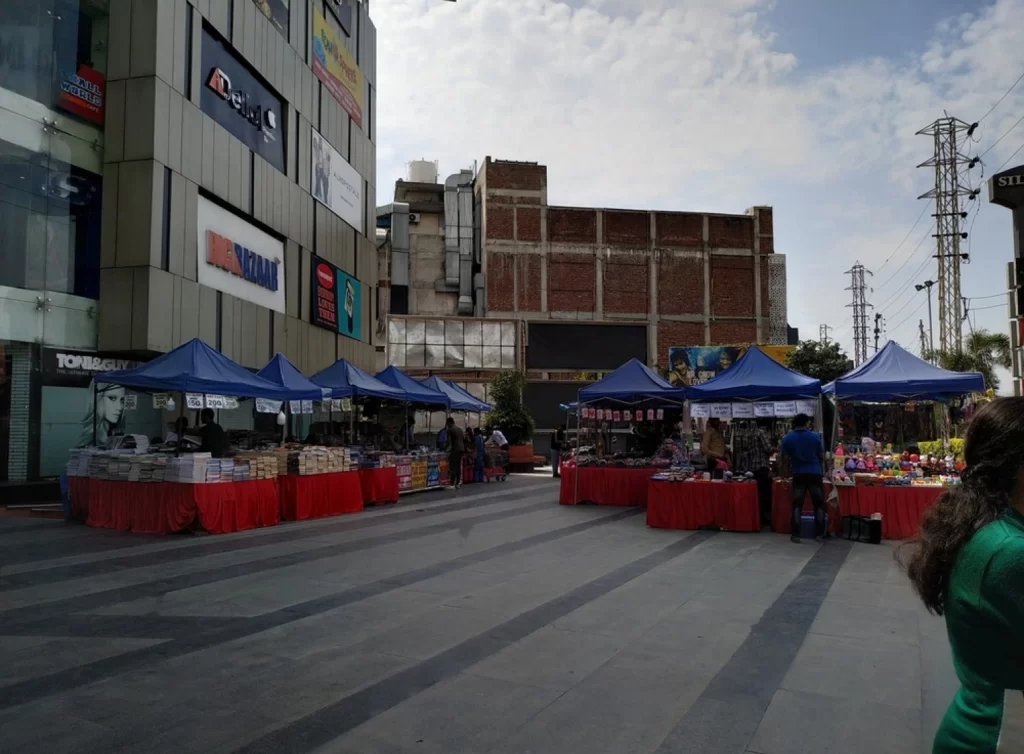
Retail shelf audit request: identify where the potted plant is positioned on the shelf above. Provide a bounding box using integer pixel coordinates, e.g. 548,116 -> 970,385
485,371 -> 538,469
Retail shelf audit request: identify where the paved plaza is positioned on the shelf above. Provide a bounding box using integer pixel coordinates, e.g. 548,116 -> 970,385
0,476 -> 959,753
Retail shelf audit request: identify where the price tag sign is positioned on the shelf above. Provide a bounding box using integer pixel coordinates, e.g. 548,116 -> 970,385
301,400 -> 313,414
186,393 -> 204,409
597,409 -> 605,421
152,393 -> 169,409
753,402 -> 776,417
623,410 -> 632,421
613,411 -> 622,422
690,403 -> 710,418
656,409 -> 664,420
224,397 -> 239,410
773,401 -> 797,417
710,403 -> 732,419
123,394 -> 138,411
731,402 -> 754,418
205,394 -> 226,409
256,398 -> 282,414
647,409 -> 655,421
341,398 -> 352,412
795,399 -> 817,416
289,400 -> 302,413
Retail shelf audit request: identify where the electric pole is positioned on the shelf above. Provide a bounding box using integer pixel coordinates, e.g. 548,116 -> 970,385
917,115 -> 977,354
846,262 -> 872,366
873,312 -> 884,353
819,324 -> 832,345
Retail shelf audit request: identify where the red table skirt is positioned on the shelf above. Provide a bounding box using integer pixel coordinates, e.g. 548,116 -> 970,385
70,477 -> 280,535
559,467 -> 654,506
770,481 -> 943,539
358,467 -> 400,505
646,481 -> 760,532
278,471 -> 364,521
770,481 -> 840,536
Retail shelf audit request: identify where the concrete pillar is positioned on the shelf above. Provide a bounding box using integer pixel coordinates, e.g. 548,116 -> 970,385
752,208 -> 764,343
702,215 -> 711,344
648,212 -> 658,365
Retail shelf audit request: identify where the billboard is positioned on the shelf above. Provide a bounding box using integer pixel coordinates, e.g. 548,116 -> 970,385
311,5 -> 363,129
311,129 -> 363,233
197,196 -> 286,313
666,345 -> 795,386
310,253 -> 361,341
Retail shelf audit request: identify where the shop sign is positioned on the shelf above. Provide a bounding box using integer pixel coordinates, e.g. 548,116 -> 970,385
41,348 -> 138,387
252,0 -> 289,38
309,253 -> 362,341
57,64 -> 104,124
197,196 -> 286,313
990,165 -> 1024,213
200,29 -> 284,171
311,129 -> 363,233
311,5 -> 363,129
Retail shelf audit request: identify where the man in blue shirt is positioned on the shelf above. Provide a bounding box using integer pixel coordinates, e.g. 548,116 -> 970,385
779,413 -> 825,543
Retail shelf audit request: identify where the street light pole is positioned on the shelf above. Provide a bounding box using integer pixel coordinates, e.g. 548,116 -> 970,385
916,280 -> 936,362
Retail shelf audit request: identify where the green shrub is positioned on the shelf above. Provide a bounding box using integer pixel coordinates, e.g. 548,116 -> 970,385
484,371 -> 535,446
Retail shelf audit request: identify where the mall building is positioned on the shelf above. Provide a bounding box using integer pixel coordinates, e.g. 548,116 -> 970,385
0,0 -> 379,496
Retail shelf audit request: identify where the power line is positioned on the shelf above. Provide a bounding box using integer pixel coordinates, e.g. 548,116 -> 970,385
980,113 -> 1024,158
888,298 -> 929,336
996,141 -> 1024,173
873,204 -> 931,278
968,303 -> 1008,312
874,223 -> 935,308
979,67 -> 1024,124
963,291 -> 1008,301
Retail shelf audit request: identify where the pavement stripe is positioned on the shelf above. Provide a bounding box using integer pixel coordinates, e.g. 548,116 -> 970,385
0,482 -> 553,581
230,530 -> 718,754
0,508 -> 643,710
653,539 -> 853,754
0,496 -> 559,624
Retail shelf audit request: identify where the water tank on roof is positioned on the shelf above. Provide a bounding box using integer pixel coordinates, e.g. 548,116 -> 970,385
408,160 -> 438,184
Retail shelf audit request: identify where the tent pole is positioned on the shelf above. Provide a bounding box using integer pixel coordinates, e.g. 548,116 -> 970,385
176,392 -> 184,457
406,402 -> 410,450
573,388 -> 581,505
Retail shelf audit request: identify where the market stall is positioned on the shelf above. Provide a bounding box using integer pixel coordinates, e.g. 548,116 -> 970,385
821,341 -> 983,539
257,354 -> 364,521
418,376 -> 493,484
643,348 -> 821,532
312,359 -> 406,504
561,359 -> 688,506
69,339 -> 291,535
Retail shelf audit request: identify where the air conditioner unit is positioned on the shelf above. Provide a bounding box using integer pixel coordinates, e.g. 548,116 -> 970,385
409,213 -> 421,223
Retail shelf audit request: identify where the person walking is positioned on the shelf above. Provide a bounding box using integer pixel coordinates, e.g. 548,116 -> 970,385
473,428 -> 485,483
734,419 -> 774,526
445,417 -> 465,490
902,398 -> 1024,753
551,423 -> 566,478
779,413 -> 824,543
701,418 -> 727,479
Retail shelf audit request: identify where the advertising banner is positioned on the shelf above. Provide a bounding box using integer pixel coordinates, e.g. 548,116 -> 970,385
309,253 -> 362,341
311,129 -> 363,233
41,349 -> 138,388
200,28 -> 284,171
197,196 -> 286,313
57,64 -> 104,124
311,6 -> 363,129
666,345 -> 795,386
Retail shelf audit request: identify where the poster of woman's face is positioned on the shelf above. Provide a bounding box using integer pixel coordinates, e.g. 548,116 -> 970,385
78,382 -> 127,449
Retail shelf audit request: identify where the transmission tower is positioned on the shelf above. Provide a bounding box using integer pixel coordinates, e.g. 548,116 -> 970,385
917,115 -> 975,354
845,263 -> 872,366
918,320 -> 928,358
819,324 -> 832,345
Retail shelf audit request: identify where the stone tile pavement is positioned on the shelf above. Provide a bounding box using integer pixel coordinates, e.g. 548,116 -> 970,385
0,475 -> 964,753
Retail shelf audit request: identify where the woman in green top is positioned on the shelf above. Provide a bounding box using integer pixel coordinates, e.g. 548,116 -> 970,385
902,398 -> 1024,752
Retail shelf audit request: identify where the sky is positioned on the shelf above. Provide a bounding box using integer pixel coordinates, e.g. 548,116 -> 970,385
371,0 -> 1024,390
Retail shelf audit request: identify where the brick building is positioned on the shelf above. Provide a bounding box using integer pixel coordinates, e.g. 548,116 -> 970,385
378,157 -> 788,429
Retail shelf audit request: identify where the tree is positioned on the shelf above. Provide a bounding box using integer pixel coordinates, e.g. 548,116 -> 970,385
484,370 -> 536,446
786,340 -> 854,384
927,330 -> 1010,392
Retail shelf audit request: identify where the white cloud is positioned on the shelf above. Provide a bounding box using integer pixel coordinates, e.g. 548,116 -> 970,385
372,0 -> 1024,381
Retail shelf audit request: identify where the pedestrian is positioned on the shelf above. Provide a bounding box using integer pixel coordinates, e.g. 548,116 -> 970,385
487,426 -> 509,451
551,423 -> 566,478
196,408 -> 227,459
901,398 -> 1024,753
779,413 -> 825,543
473,428 -> 485,482
700,418 -> 727,479
735,419 -> 774,526
445,417 -> 465,490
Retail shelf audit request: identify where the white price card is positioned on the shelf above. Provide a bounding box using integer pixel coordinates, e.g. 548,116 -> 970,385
224,397 -> 239,410
256,398 -> 282,414
710,403 -> 733,419
795,399 -> 817,416
753,402 -> 776,417
300,400 -> 313,414
773,401 -> 797,417
123,394 -> 138,411
646,409 -> 655,421
152,393 -> 169,409
656,409 -> 664,420
731,402 -> 754,418
690,403 -> 710,418
186,393 -> 204,409
205,394 -> 227,409
341,398 -> 352,412
289,400 -> 302,413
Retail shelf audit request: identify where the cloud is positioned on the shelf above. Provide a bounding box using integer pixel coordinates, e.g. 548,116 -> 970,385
372,0 -> 1024,378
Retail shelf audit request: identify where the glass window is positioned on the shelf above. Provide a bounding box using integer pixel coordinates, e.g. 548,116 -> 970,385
0,0 -> 110,125
0,137 -> 103,298
252,0 -> 289,39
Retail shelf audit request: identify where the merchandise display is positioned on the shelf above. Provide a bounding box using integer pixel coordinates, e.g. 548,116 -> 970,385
396,451 -> 448,493
67,449 -> 282,484
830,443 -> 963,487
274,445 -> 353,475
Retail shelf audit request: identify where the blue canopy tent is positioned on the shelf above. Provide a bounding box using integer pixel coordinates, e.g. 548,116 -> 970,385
447,380 -> 493,412
257,353 -> 327,400
686,347 -> 820,401
375,367 -> 451,408
823,341 -> 984,401
418,376 -> 490,412
310,359 -> 405,401
577,358 -> 687,404
96,338 -> 289,399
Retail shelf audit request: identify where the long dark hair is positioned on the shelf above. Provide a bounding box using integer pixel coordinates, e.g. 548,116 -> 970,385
901,398 -> 1024,615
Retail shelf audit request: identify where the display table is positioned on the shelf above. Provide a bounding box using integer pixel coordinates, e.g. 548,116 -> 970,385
69,477 -> 280,535
770,481 -> 943,539
358,467 -> 400,505
278,471 -> 363,521
559,466 -> 654,506
646,480 -> 760,532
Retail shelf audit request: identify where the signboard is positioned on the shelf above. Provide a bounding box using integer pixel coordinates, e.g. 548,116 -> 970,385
309,253 -> 362,341
990,165 -> 1024,210
666,345 -> 796,386
690,403 -> 710,418
256,398 -> 282,413
311,6 -> 363,129
205,394 -> 227,409
123,394 -> 138,411
795,399 -> 817,416
710,403 -> 732,419
153,393 -> 170,409
186,393 -> 204,409
252,0 -> 289,38
311,129 -> 363,233
753,402 -> 775,417
731,402 -> 754,418
40,348 -> 139,388
200,28 -> 284,172
197,196 -> 285,313
773,401 -> 797,417
57,64 -> 104,124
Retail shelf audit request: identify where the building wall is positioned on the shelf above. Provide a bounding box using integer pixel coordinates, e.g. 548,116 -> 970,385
98,0 -> 378,376
476,157 -> 785,367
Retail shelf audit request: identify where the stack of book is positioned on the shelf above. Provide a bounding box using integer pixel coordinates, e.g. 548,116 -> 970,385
166,453 -> 210,483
